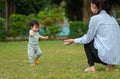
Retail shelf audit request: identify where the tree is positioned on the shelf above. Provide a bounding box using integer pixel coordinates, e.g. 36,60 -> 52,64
38,7 -> 65,38
64,0 -> 90,22
5,0 -> 52,33
0,0 -> 5,18
15,0 -> 52,15
65,0 -> 83,21
82,0 -> 90,22
5,0 -> 15,32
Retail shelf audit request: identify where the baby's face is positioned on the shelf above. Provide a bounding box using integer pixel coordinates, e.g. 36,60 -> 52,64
32,25 -> 39,32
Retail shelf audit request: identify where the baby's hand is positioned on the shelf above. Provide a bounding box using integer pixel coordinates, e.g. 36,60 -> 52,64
40,36 -> 49,40
45,36 -> 49,40
30,33 -> 35,37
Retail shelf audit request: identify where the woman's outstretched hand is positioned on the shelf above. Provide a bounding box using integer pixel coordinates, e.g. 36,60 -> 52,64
64,39 -> 74,45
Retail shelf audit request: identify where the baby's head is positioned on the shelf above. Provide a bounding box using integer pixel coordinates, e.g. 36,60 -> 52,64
29,20 -> 39,32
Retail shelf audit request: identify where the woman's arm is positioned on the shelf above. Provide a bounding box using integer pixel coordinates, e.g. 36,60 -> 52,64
64,16 -> 100,45
74,16 -> 99,44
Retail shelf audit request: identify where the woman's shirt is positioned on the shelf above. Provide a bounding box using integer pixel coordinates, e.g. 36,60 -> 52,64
74,10 -> 120,64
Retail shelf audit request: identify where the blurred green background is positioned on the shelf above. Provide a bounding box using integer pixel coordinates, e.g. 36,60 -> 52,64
0,0 -> 120,41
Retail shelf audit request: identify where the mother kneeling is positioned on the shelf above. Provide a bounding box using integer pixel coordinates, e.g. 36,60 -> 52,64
64,0 -> 120,72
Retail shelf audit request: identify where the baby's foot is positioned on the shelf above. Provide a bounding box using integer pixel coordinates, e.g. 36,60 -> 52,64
34,59 -> 40,65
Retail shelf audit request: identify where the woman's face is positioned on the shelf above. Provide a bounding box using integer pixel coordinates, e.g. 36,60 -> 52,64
91,3 -> 99,15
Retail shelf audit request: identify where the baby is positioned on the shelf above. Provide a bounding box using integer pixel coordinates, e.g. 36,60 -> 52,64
28,20 -> 49,66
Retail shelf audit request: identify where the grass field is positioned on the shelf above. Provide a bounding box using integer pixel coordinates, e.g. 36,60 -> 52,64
0,40 -> 120,79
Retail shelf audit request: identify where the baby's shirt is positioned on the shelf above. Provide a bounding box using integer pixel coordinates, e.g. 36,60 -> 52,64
28,30 -> 41,45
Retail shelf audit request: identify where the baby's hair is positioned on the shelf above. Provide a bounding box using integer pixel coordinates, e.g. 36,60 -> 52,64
29,20 -> 39,28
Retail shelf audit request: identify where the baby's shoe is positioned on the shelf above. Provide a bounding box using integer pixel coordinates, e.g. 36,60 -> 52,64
34,59 -> 40,65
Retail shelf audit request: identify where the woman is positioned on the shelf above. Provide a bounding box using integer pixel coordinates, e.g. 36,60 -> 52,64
64,0 -> 120,72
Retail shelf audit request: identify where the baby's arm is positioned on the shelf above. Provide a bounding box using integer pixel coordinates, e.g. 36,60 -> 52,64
40,36 -> 49,40
29,31 -> 35,37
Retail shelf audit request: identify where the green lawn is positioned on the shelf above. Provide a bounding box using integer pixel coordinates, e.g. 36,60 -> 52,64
0,40 -> 120,79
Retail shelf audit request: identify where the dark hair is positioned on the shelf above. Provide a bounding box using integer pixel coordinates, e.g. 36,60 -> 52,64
91,0 -> 112,16
29,20 -> 39,28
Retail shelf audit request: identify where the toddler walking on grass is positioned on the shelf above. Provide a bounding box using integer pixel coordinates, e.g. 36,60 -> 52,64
28,20 -> 49,66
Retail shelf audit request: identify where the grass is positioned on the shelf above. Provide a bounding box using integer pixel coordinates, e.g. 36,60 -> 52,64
0,40 -> 120,79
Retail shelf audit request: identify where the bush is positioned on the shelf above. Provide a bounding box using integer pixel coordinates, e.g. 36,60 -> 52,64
8,7 -> 65,39
0,18 -> 6,41
27,13 -> 38,22
9,14 -> 29,38
43,24 -> 62,36
69,21 -> 88,38
38,7 -> 65,37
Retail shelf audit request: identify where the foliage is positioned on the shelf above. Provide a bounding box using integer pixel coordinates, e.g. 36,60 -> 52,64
69,21 -> 88,38
38,7 -> 65,37
27,14 -> 38,20
42,24 -> 62,36
8,7 -> 65,39
9,14 -> 29,38
0,0 -> 5,17
69,21 -> 120,39
26,13 -> 38,27
9,13 -> 40,39
0,0 -> 5,7
15,0 -> 52,15
65,0 -> 83,21
0,17 -> 6,41
118,22 -> 120,26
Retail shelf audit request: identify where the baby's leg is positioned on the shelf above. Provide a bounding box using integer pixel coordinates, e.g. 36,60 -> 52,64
28,46 -> 35,64
34,47 -> 42,64
35,47 -> 42,59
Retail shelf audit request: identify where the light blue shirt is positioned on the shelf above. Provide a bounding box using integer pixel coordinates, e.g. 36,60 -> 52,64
28,30 -> 41,45
74,10 -> 120,64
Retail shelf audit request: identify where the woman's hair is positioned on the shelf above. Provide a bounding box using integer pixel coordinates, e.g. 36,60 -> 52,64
91,0 -> 112,16
29,20 -> 39,28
